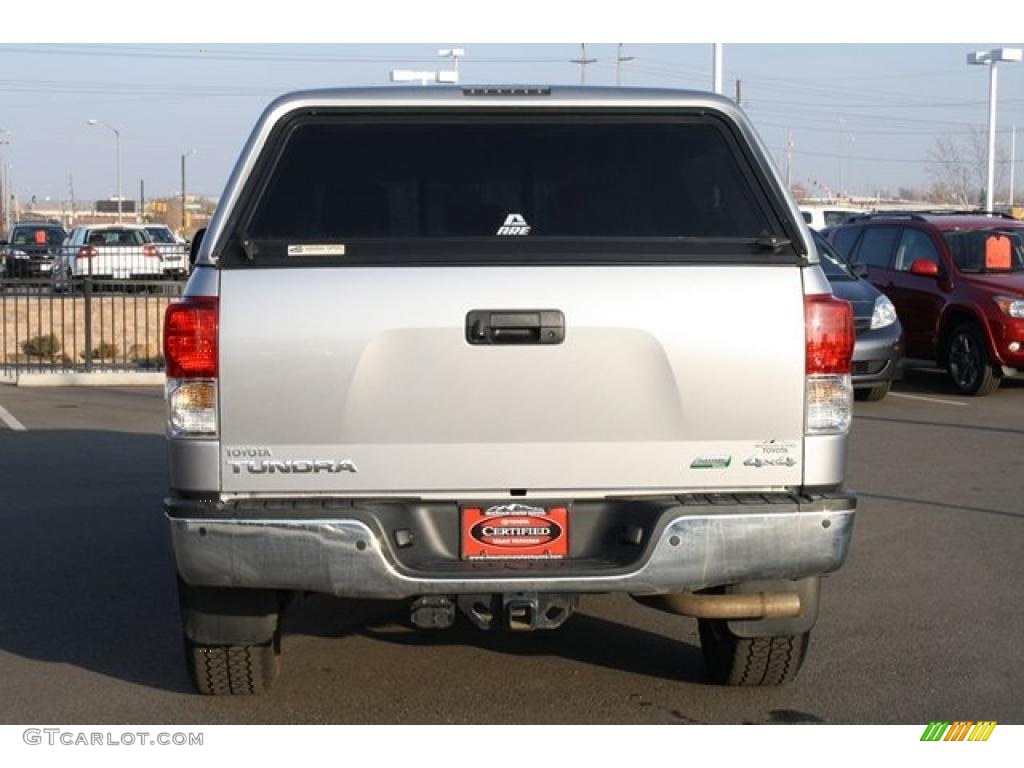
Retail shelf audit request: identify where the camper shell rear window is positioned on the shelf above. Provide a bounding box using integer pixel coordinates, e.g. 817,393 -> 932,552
220,109 -> 800,267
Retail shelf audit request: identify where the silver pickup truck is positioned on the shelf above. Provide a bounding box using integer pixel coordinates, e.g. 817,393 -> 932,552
163,86 -> 857,695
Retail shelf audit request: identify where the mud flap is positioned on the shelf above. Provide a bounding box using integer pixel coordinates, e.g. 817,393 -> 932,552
178,577 -> 282,646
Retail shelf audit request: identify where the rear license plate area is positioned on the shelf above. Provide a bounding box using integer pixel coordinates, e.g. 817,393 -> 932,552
461,503 -> 569,560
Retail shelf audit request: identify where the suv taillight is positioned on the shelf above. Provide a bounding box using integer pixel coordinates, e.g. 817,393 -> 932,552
75,246 -> 96,259
164,297 -> 218,436
143,244 -> 160,258
805,293 -> 854,434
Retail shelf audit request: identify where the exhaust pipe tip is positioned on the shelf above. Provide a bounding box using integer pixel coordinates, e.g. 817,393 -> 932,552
633,591 -> 802,620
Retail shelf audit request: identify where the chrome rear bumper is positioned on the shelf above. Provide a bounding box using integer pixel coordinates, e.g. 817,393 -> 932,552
167,494 -> 856,598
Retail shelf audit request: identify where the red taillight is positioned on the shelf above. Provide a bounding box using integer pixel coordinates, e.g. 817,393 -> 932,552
164,297 -> 218,378
805,294 -> 854,375
143,244 -> 160,258
76,246 -> 96,259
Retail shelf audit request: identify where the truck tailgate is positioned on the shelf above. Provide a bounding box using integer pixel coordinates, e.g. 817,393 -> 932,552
218,264 -> 805,494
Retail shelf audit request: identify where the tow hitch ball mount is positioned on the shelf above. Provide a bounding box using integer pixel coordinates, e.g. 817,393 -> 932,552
409,593 -> 579,631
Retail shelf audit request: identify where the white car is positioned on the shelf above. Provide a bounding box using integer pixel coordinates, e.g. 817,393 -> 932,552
54,225 -> 163,286
144,225 -> 189,278
799,204 -> 867,231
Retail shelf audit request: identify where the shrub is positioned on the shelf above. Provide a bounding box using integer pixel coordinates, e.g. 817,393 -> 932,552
80,341 -> 119,360
21,334 -> 61,358
129,342 -> 157,360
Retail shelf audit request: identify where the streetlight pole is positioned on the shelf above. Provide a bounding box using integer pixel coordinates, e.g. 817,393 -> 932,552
712,44 -> 723,95
391,48 -> 462,86
181,149 -> 196,233
1010,124 -> 1016,208
88,118 -> 122,223
967,48 -> 1022,213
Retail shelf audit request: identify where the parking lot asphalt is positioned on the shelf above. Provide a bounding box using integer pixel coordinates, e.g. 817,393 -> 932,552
0,373 -> 1021,725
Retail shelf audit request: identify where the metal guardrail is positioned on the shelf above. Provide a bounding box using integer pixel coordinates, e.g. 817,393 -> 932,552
1,272 -> 185,374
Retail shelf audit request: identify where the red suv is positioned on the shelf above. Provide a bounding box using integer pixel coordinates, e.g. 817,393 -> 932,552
828,211 -> 1024,395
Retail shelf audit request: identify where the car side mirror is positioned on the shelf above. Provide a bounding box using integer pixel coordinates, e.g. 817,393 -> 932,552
189,228 -> 206,268
909,259 -> 939,277
851,261 -> 869,278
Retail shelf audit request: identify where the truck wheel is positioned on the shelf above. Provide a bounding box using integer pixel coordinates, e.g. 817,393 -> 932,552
698,619 -> 810,686
854,381 -> 891,402
185,636 -> 280,696
946,324 -> 1000,396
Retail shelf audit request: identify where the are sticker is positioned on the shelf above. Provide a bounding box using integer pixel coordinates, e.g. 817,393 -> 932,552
287,244 -> 346,257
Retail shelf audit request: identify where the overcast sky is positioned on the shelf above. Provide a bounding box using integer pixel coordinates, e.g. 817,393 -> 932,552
1,40 -> 1022,204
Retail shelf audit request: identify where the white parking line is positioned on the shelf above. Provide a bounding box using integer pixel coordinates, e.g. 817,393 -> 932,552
888,393 -> 967,407
0,403 -> 27,431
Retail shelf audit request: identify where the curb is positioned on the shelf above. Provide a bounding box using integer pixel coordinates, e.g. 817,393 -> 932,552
10,372 -> 165,387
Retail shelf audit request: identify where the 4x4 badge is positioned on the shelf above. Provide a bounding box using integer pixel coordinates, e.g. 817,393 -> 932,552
496,213 -> 531,236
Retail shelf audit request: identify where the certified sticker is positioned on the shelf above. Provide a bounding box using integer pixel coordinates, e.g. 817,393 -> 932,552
462,506 -> 568,559
287,244 -> 346,257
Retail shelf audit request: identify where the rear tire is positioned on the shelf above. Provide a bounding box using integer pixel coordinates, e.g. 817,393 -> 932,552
854,381 -> 891,402
177,578 -> 284,695
698,619 -> 810,686
946,324 -> 1000,396
185,636 -> 281,696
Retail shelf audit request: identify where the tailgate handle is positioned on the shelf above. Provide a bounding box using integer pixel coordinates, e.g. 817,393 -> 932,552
466,310 -> 565,345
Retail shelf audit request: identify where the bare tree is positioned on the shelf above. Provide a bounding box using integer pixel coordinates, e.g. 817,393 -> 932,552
926,130 -> 1011,206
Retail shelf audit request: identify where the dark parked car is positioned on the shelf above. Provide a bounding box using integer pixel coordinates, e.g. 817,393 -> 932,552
828,211 -> 1024,395
814,231 -> 903,401
2,222 -> 66,278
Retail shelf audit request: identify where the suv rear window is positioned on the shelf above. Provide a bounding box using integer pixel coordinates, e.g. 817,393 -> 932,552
945,229 -> 1024,273
854,227 -> 900,269
230,114 -> 794,266
12,226 -> 64,247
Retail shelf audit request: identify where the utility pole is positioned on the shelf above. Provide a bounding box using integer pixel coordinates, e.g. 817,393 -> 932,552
181,149 -> 196,232
0,129 -> 8,233
838,117 -> 845,199
139,179 -> 145,224
712,44 -> 723,94
68,174 -> 76,228
4,165 -> 13,229
615,44 -> 634,87
735,79 -> 742,106
571,44 -> 597,85
786,130 -> 794,191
